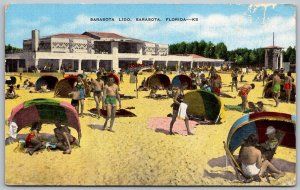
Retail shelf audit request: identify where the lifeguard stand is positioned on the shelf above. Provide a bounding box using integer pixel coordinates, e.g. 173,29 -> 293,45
264,33 -> 283,71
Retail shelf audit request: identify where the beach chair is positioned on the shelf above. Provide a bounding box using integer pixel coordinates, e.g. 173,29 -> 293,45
223,141 -> 261,183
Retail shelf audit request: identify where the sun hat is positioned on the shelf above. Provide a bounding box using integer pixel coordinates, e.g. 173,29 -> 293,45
266,126 -> 276,135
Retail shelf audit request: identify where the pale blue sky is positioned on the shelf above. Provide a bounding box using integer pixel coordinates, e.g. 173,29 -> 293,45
5,4 -> 296,50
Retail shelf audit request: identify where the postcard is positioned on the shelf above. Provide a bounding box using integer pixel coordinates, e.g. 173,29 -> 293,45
4,4 -> 296,186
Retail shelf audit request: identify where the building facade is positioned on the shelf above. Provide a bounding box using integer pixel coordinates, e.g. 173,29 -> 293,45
5,30 -> 224,73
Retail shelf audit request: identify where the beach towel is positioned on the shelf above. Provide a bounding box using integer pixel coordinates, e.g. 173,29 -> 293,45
177,102 -> 188,120
9,121 -> 18,139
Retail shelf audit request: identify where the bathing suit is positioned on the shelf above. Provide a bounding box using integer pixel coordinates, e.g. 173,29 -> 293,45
212,87 -> 221,96
105,96 -> 117,106
273,83 -> 281,93
239,86 -> 249,97
284,83 -> 291,91
242,163 -> 260,177
71,99 -> 79,107
25,132 -> 35,148
94,90 -> 102,96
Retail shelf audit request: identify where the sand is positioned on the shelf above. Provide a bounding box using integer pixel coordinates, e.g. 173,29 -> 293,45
4,71 -> 296,186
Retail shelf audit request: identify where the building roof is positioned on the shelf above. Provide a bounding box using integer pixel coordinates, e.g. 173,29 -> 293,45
84,32 -> 127,39
264,45 -> 283,49
42,33 -> 93,39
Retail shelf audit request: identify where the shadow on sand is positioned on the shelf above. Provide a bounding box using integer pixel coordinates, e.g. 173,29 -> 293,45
88,124 -> 104,131
204,155 -> 296,181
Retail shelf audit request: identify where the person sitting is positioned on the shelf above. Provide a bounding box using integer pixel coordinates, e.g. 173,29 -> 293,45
200,80 -> 212,93
259,126 -> 280,161
256,101 -> 266,112
5,85 -> 18,99
238,134 -> 285,180
39,82 -> 50,93
54,123 -> 80,154
25,122 -> 46,156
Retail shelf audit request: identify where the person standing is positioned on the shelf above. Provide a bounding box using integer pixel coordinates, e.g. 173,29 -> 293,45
231,68 -> 238,92
262,68 -> 268,86
91,72 -> 105,118
238,83 -> 255,112
272,71 -> 281,107
284,71 -> 293,103
74,76 -> 85,116
102,77 -> 121,132
169,83 -> 193,135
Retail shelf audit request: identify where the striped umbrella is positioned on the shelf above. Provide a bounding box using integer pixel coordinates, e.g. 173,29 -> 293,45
146,74 -> 171,89
8,98 -> 81,140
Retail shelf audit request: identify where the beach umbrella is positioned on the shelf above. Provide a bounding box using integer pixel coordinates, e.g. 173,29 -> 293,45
35,75 -> 58,91
183,90 -> 224,123
54,78 -> 77,97
146,74 -> 171,89
263,81 -> 296,102
8,98 -> 81,140
172,75 -> 193,89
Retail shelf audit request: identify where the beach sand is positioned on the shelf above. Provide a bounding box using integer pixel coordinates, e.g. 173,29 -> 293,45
4,71 -> 296,186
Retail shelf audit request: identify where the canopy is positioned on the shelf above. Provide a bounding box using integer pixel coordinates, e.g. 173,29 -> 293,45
226,112 -> 296,154
8,98 -> 81,139
54,78 -> 77,97
183,90 -> 224,122
35,75 -> 58,91
172,75 -> 193,89
146,74 -> 171,89
263,81 -> 296,102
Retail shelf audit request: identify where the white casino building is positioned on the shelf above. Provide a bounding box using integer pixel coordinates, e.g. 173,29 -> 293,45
5,30 -> 224,73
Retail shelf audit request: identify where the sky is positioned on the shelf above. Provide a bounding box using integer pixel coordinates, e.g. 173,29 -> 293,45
5,4 -> 296,50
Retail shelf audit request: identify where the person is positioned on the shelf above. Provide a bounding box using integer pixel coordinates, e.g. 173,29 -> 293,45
240,72 -> 245,82
119,69 -> 124,83
54,123 -> 80,154
68,87 -> 80,113
74,76 -> 85,116
272,70 -> 281,107
284,72 -> 293,103
149,86 -> 158,98
91,72 -> 105,118
256,101 -> 266,112
102,77 -> 121,132
25,122 -> 46,156
5,85 -> 18,99
238,83 -> 255,113
262,68 -> 268,86
279,68 -> 285,79
211,73 -> 222,96
23,79 -> 29,89
231,68 -> 238,92
169,83 -> 193,135
19,73 -> 22,82
238,134 -> 285,180
200,80 -> 212,92
259,126 -> 279,161
39,82 -> 50,93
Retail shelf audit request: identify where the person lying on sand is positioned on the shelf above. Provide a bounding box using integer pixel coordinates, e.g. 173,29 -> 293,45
25,122 -> 46,156
54,123 -> 80,154
39,82 -> 50,93
238,134 -> 285,180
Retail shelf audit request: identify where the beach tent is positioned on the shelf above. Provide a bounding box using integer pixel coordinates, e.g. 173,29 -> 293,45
224,112 -> 296,182
35,75 -> 58,91
172,75 -> 194,89
263,81 -> 296,102
146,74 -> 171,89
54,78 -> 77,97
5,76 -> 17,85
101,73 -> 120,85
8,98 -> 81,140
183,90 -> 224,122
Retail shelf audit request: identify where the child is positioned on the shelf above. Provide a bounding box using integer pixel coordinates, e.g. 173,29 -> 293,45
68,87 -> 80,114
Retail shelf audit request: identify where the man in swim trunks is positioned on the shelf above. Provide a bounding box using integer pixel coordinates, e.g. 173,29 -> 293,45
231,68 -> 238,92
239,134 -> 285,180
284,72 -> 293,103
238,83 -> 255,113
272,70 -> 281,107
54,123 -> 80,154
102,77 -> 121,132
91,72 -> 105,118
69,87 -> 80,114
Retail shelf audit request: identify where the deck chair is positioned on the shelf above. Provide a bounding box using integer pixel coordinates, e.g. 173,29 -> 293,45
223,141 -> 261,183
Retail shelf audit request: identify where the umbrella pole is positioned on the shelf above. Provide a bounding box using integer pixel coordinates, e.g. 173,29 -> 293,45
136,75 -> 138,98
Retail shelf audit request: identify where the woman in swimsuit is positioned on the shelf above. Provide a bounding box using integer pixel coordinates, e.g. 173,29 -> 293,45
74,76 -> 85,116
284,72 -> 293,103
25,122 -> 45,155
169,83 -> 193,135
